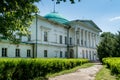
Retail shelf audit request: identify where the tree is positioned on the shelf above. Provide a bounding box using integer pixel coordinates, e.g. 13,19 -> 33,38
97,31 -> 120,62
52,0 -> 80,4
0,0 -> 80,42
0,0 -> 39,42
97,32 -> 116,61
114,31 -> 120,57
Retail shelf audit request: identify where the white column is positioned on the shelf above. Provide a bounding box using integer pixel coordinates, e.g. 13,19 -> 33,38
95,34 -> 97,46
90,32 -> 92,48
85,30 -> 87,47
83,30 -> 85,47
96,34 -> 99,45
93,34 -> 96,48
79,29 -> 81,46
86,31 -> 89,47
89,32 -> 91,48
74,28 -> 77,45
92,33 -> 94,48
81,29 -> 83,46
88,32 -> 90,48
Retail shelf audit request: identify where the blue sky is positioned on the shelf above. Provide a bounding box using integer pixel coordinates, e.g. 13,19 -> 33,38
35,0 -> 120,34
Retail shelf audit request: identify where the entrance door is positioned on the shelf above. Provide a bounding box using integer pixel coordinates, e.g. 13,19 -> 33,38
70,49 -> 74,58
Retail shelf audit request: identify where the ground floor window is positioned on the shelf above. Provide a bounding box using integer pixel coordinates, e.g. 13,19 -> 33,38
82,50 -> 85,58
86,50 -> 88,58
44,50 -> 47,57
27,49 -> 31,57
16,49 -> 20,57
65,51 -> 67,58
2,48 -> 7,57
60,51 -> 62,58
89,51 -> 91,60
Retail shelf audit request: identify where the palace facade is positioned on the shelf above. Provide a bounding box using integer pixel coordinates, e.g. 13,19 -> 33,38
0,12 -> 102,60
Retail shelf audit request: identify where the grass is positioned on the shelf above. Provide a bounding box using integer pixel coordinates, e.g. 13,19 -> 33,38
95,65 -> 117,80
47,63 -> 94,78
33,63 -> 94,80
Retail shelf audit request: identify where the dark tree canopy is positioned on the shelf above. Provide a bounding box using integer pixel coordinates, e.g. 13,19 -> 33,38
97,31 -> 120,62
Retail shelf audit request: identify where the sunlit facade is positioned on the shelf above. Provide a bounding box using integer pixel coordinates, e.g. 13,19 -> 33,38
0,12 -> 102,60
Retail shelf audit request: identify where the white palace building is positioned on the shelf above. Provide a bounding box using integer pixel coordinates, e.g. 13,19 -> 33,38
0,12 -> 102,60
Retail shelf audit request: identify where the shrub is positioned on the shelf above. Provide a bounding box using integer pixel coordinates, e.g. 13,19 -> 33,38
0,58 -> 89,80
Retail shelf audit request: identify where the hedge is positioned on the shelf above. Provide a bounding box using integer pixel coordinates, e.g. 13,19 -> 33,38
102,57 -> 120,75
0,58 -> 89,80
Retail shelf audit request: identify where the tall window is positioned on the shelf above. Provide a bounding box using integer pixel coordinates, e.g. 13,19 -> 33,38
77,39 -> 79,44
44,31 -> 48,41
65,36 -> 67,44
89,51 -> 91,60
86,50 -> 88,58
44,50 -> 47,57
70,37 -> 72,45
65,51 -> 67,58
81,40 -> 83,46
82,50 -> 84,58
2,48 -> 7,57
16,49 -> 20,57
60,35 -> 62,44
27,49 -> 31,57
28,35 -> 31,41
60,51 -> 62,58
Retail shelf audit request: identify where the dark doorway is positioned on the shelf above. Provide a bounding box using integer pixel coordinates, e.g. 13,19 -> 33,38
70,49 -> 74,58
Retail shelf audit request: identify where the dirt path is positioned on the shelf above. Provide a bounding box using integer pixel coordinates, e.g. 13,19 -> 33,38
49,63 -> 103,80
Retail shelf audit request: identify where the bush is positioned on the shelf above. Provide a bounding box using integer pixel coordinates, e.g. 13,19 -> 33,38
102,57 -> 120,75
0,58 -> 89,80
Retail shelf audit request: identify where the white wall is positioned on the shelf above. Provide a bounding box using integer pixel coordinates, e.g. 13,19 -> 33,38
77,47 -> 97,60
0,42 -> 32,58
37,44 -> 67,58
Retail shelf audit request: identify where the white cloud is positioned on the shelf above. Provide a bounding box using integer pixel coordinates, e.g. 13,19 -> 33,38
109,16 -> 120,21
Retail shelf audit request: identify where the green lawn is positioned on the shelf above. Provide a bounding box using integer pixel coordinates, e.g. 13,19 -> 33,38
34,63 -> 94,80
95,65 -> 117,80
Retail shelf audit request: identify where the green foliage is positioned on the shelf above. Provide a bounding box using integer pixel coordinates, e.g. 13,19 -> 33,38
52,0 -> 80,4
97,31 -> 120,62
102,57 -> 120,78
0,0 -> 80,42
0,58 -> 88,80
0,0 -> 40,42
95,65 -> 116,80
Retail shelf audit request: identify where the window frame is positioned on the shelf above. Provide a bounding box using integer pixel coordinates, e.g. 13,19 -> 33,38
44,50 -> 47,57
2,48 -> 7,57
15,49 -> 20,57
60,35 -> 62,44
60,51 -> 62,58
27,49 -> 31,57
65,36 -> 67,44
44,31 -> 48,42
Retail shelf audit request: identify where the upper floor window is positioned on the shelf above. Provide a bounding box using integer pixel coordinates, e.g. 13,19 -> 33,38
44,50 -> 47,57
44,31 -> 48,41
70,37 -> 72,45
16,49 -> 20,57
28,35 -> 31,41
81,40 -> 83,46
27,49 -> 31,57
65,36 -> 67,44
2,48 -> 7,57
60,35 -> 62,44
77,39 -> 79,44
